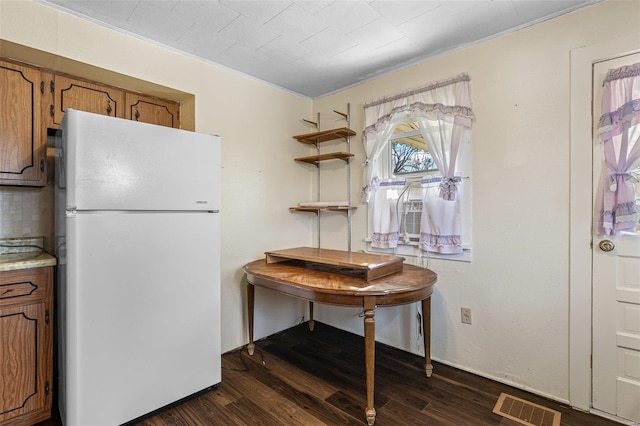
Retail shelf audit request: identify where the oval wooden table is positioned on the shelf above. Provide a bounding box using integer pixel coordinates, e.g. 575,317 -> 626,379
243,257 -> 437,426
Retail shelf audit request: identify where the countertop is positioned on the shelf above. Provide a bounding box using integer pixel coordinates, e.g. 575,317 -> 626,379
0,237 -> 57,272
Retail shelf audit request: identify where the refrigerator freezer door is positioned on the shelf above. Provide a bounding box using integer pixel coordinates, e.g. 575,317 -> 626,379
60,211 -> 221,426
60,109 -> 220,211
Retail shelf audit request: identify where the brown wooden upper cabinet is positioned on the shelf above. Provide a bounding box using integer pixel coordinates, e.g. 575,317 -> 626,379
1,58 -> 182,187
0,60 -> 47,187
126,93 -> 180,129
50,75 -> 180,129
52,74 -> 125,125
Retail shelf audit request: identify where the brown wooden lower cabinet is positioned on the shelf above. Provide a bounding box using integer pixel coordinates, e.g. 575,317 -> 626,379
0,267 -> 53,426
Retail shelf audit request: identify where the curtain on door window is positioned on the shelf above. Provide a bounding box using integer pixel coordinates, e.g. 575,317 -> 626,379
363,74 -> 474,253
596,62 -> 640,235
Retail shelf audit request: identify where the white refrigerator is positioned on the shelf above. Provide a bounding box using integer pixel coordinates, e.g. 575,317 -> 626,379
55,109 -> 221,426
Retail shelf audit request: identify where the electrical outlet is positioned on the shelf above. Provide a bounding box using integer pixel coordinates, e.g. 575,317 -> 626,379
461,307 -> 472,325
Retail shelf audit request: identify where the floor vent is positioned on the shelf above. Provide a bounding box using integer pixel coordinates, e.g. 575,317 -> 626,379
492,393 -> 561,426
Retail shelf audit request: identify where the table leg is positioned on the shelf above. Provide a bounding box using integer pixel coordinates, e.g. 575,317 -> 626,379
247,283 -> 255,356
308,301 -> 315,331
364,296 -> 376,425
422,297 -> 432,377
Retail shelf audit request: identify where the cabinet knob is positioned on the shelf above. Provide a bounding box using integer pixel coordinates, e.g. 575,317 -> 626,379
135,109 -> 140,121
106,102 -> 113,116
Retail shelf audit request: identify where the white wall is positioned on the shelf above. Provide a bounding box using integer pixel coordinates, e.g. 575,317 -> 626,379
0,0 -> 315,353
312,0 -> 640,405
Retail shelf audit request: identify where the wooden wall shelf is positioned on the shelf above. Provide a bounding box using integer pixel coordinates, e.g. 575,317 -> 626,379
290,206 -> 357,214
293,127 -> 356,145
295,152 -> 354,166
292,105 -> 354,250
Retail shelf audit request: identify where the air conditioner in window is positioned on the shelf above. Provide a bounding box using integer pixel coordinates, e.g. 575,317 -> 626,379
401,200 -> 423,242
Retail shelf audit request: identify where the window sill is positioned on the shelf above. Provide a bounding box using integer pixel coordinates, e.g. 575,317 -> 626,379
365,240 -> 472,262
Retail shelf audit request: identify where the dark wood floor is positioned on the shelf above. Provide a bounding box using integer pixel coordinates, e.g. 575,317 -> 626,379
40,322 -> 621,426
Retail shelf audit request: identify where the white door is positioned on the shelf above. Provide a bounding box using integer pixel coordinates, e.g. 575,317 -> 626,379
592,53 -> 640,422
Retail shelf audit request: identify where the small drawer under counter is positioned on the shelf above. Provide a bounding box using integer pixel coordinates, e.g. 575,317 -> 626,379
0,267 -> 52,309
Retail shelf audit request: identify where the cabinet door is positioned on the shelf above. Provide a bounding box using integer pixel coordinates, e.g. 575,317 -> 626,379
53,75 -> 125,125
0,60 -> 47,187
125,92 -> 180,128
0,267 -> 53,426
0,303 -> 48,425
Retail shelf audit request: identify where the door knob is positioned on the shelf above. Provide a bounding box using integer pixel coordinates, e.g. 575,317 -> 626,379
599,240 -> 615,252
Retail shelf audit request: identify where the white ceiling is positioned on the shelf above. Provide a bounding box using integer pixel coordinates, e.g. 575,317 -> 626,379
38,0 -> 599,98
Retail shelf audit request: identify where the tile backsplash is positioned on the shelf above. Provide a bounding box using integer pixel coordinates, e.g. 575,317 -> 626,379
0,186 -> 54,252
0,149 -> 56,253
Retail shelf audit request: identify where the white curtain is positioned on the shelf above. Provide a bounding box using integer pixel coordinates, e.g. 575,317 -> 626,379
370,180 -> 405,248
596,62 -> 640,235
361,98 -> 408,203
419,176 -> 463,254
363,74 -> 474,254
362,75 -> 474,203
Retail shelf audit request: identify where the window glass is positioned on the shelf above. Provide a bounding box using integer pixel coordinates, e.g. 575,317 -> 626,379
390,121 -> 437,175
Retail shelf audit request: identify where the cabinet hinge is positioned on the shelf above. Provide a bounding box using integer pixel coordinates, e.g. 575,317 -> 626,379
50,80 -> 54,93
45,381 -> 50,395
50,104 -> 54,118
40,81 -> 45,94
40,159 -> 45,173
45,309 -> 50,325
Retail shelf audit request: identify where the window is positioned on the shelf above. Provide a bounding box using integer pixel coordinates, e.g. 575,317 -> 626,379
390,121 -> 434,244
367,119 -> 472,262
362,74 -> 474,261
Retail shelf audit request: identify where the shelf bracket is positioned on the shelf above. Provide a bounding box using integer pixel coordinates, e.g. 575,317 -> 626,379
303,112 -> 321,130
289,207 -> 320,215
302,119 -> 318,128
333,109 -> 348,120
